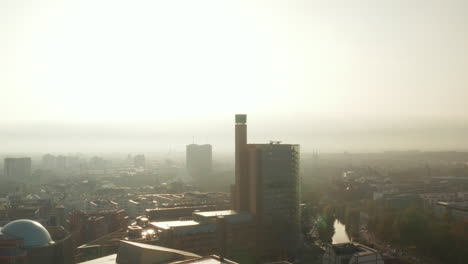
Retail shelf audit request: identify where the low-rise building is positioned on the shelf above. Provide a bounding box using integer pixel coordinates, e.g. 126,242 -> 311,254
69,210 -> 128,246
78,240 -> 238,264
322,242 -> 384,264
434,201 -> 468,220
149,210 -> 256,263
420,192 -> 458,209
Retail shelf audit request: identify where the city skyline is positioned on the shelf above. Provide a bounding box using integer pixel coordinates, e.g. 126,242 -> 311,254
2,1 -> 468,263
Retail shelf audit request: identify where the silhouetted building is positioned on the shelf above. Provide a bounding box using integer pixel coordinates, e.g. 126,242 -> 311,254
231,114 -> 301,260
186,144 -> 212,182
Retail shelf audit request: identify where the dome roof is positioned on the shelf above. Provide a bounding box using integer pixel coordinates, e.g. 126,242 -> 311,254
1,219 -> 53,248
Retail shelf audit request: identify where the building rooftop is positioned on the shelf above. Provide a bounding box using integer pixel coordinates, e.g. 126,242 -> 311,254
331,242 -> 380,256
437,201 -> 468,212
79,254 -> 238,264
192,210 -> 253,225
176,256 -> 238,263
150,220 -> 216,235
150,220 -> 200,230
79,254 -> 117,264
79,241 -> 236,264
193,210 -> 237,218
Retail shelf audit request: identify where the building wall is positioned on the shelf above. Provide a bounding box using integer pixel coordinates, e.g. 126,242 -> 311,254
349,254 -> 385,264
232,115 -> 301,261
256,144 -> 300,258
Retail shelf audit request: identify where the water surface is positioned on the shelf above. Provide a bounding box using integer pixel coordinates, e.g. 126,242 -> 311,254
332,219 -> 350,244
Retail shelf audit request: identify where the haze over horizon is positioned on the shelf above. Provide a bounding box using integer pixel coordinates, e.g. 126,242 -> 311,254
2,0 -> 468,152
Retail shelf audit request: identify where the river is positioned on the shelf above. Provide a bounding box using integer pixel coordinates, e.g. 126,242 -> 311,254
331,219 -> 350,244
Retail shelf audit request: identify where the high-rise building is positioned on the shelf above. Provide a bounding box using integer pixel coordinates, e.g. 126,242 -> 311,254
186,144 -> 212,181
231,114 -> 301,259
4,157 -> 32,181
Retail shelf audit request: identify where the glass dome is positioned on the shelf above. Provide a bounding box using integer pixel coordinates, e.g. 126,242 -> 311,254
1,219 -> 53,248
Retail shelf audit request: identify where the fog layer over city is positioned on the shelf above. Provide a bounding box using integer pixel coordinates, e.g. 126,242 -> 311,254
1,116 -> 468,152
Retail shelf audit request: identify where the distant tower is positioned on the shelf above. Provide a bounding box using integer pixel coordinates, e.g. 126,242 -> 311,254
186,144 -> 212,182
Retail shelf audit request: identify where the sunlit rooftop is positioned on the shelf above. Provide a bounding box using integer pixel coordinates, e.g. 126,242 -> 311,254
150,220 -> 200,230
193,210 -> 237,218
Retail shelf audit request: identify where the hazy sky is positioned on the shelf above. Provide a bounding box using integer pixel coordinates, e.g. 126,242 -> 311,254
2,0 -> 468,152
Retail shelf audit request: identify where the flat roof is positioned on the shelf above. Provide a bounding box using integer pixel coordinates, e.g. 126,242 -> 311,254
176,255 -> 238,264
150,220 -> 200,230
247,143 -> 299,147
121,240 -> 201,257
78,254 -> 116,264
183,259 -> 225,264
331,242 -> 379,256
193,210 -> 237,218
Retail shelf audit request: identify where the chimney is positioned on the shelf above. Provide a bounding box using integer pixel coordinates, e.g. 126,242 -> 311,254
234,114 -> 250,212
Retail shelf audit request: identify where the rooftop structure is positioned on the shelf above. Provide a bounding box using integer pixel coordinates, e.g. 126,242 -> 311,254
79,240 -> 238,264
150,220 -> 200,230
192,210 -> 252,225
0,219 -> 74,263
150,220 -> 216,236
322,242 -> 384,264
1,219 -> 53,248
147,209 -> 255,262
146,204 -> 230,222
193,210 -> 236,218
